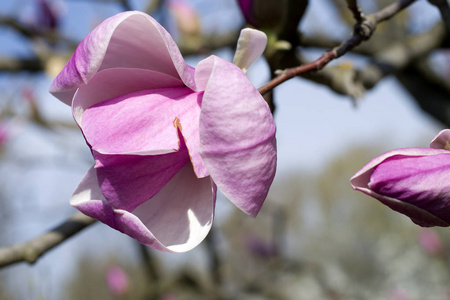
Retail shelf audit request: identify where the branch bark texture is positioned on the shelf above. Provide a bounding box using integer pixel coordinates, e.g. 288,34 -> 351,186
0,212 -> 96,268
258,0 -> 417,95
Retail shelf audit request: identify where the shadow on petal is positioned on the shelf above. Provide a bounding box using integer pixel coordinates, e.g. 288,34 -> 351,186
132,163 -> 216,252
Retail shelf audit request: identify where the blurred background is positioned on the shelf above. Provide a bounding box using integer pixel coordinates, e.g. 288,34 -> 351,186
0,0 -> 450,299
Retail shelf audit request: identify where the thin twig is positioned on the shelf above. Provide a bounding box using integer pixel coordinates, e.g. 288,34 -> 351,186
371,0 -> 415,22
301,21 -> 445,99
258,0 -> 416,95
0,212 -> 96,268
0,16 -> 79,48
145,0 -> 163,15
346,0 -> 365,23
0,57 -> 44,72
0,16 -> 38,39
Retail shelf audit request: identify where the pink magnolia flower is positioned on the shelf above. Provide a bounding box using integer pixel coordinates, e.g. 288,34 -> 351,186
36,0 -> 59,31
351,129 -> 450,227
106,266 -> 129,296
50,11 -> 276,252
245,234 -> 278,258
167,0 -> 200,36
389,287 -> 410,300
418,228 -> 443,255
0,124 -> 8,148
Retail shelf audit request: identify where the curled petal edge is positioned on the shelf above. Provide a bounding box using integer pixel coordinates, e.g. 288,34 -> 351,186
50,11 -> 195,105
71,165 -> 217,252
430,129 -> 450,150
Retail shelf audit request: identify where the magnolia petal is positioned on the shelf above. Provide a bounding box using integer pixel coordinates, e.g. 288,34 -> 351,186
81,87 -> 194,155
194,57 -> 214,92
79,76 -> 208,175
169,92 -> 208,178
370,153 -> 450,223
70,165 -> 216,252
197,55 -> 277,217
80,84 -> 208,177
72,68 -> 184,128
233,28 -> 267,73
50,11 -> 195,105
430,129 -> 450,150
351,147 -> 450,227
70,166 -> 117,228
93,147 -> 190,212
131,163 -> 216,252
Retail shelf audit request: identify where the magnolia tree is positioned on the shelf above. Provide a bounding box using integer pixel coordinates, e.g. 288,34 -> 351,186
1,0 -> 450,299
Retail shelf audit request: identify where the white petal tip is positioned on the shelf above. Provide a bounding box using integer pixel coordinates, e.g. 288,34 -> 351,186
233,28 -> 267,72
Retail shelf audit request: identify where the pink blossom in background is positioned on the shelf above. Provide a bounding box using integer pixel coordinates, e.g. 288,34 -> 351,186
22,87 -> 35,104
389,287 -> 410,300
0,124 -> 8,148
36,0 -> 59,30
245,234 -> 278,258
20,0 -> 62,33
167,0 -> 200,36
106,266 -> 129,296
418,228 -> 443,255
50,11 -> 275,253
351,129 -> 450,227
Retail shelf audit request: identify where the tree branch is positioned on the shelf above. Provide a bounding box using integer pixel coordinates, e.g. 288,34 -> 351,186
371,0 -> 415,23
0,16 -> 79,48
0,212 -> 96,268
346,0 -> 364,23
302,22 -> 445,99
258,0 -> 416,95
0,57 -> 44,72
398,61 -> 450,126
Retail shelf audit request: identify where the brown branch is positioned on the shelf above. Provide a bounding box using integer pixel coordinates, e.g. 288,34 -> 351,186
302,22 -> 445,99
346,0 -> 364,23
258,0 -> 416,95
0,16 -> 79,49
144,0 -> 164,15
398,61 -> 450,126
371,0 -> 415,23
0,212 -> 96,268
0,16 -> 37,39
0,57 -> 44,72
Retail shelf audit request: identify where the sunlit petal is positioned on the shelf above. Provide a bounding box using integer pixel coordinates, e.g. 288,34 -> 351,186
197,56 -> 277,217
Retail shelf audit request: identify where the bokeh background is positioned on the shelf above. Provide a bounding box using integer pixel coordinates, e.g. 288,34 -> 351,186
0,0 -> 450,299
